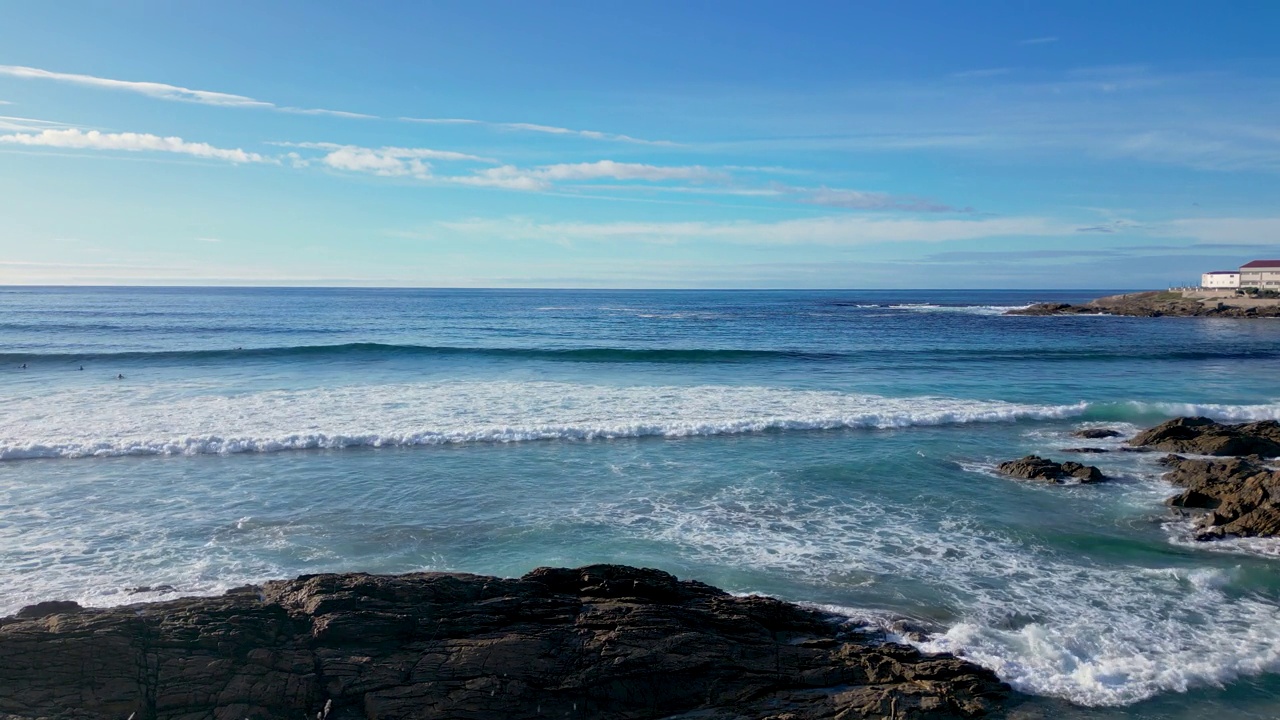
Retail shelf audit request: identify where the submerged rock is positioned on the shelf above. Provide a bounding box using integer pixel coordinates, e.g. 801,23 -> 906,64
996,455 -> 1105,483
1072,428 -> 1122,439
1129,417 -> 1280,457
1061,447 -> 1110,454
1162,455 -> 1280,539
0,564 -> 1009,720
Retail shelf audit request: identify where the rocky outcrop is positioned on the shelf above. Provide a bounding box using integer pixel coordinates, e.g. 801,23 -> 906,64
1008,291 -> 1280,318
0,564 -> 1010,720
1061,447 -> 1109,454
1072,428 -> 1122,439
1129,417 -> 1280,457
996,455 -> 1105,483
1162,455 -> 1280,539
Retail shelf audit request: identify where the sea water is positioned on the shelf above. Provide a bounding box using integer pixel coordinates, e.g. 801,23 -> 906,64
2,286 -> 1279,717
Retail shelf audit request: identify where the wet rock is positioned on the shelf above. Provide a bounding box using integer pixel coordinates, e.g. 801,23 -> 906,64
13,600 -> 82,620
1161,455 -> 1280,539
0,564 -> 1009,720
1129,417 -> 1280,457
1006,291 -> 1280,318
1061,447 -> 1109,454
128,584 -> 176,594
996,455 -> 1105,483
1072,428 -> 1122,439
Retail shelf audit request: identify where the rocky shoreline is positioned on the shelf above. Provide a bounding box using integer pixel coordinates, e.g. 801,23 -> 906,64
0,564 -> 1009,720
1007,290 -> 1280,318
996,417 -> 1280,541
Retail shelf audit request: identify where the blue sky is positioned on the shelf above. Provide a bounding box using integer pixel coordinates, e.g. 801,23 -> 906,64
1,1 -> 1278,288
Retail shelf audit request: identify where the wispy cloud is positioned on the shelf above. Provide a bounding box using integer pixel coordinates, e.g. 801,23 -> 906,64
1019,36 -> 1058,45
399,117 -> 674,145
0,114 -> 77,132
0,128 -> 270,163
801,187 -> 964,213
425,214 -> 1071,246
0,64 -> 373,118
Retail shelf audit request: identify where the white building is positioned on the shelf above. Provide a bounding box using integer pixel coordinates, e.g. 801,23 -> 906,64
1201,270 -> 1240,289
1240,260 -> 1280,290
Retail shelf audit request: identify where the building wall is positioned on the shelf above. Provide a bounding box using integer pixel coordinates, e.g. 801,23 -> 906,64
1241,269 -> 1280,288
1202,272 -> 1240,288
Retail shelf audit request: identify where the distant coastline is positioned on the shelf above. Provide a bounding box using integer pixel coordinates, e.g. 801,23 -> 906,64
1009,290 -> 1280,317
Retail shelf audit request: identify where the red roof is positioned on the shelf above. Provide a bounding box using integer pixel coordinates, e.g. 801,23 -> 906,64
1241,259 -> 1280,268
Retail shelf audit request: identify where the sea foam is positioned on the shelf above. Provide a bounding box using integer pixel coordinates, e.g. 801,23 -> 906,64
0,381 -> 1089,460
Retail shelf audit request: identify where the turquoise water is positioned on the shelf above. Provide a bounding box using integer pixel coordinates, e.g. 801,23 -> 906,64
2,286 -> 1279,717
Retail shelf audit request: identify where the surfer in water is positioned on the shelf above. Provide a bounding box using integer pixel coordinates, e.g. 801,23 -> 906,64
116,373 -> 124,380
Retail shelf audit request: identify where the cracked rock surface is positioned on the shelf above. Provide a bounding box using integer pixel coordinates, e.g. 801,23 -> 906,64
0,564 -> 1009,720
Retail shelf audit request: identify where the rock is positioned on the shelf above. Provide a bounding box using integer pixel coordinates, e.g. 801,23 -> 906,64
1005,291 -> 1280,318
1061,447 -> 1109,454
996,455 -> 1105,483
128,584 -> 176,594
1073,428 -> 1122,439
1161,455 -> 1280,539
0,565 -> 1009,720
12,600 -> 82,619
1129,417 -> 1280,457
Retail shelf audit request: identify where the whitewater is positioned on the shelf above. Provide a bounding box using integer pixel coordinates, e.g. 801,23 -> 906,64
3,286 -> 1280,718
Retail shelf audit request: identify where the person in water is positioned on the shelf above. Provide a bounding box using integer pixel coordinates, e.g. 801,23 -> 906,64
19,363 -> 26,369
116,373 -> 124,379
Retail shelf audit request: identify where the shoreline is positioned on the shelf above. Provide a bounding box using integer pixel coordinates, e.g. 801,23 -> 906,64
0,564 -> 1010,720
1008,290 -> 1280,317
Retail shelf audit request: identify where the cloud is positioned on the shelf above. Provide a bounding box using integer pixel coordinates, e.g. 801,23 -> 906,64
0,114 -> 77,132
1019,36 -> 1058,45
0,128 -> 270,163
400,116 -> 674,145
801,187 -> 964,213
0,64 -> 371,118
447,160 -> 723,191
427,214 -> 1071,246
274,141 -> 497,179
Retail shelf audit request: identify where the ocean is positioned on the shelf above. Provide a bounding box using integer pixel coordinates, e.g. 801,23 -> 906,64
3,286 -> 1279,718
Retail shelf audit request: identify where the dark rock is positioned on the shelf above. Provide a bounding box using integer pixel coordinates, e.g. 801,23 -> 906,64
996,455 -> 1105,483
128,584 -> 176,594
1061,447 -> 1109,454
1161,455 -> 1280,539
1073,428 -> 1122,439
0,565 -> 1009,719
1129,417 -> 1280,457
13,600 -> 82,619
1005,291 -> 1280,318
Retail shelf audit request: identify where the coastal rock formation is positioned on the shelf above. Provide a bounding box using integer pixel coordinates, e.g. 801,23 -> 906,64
1072,428 -> 1122,439
1007,291 -> 1280,318
1129,417 -> 1280,457
0,564 -> 1010,720
996,455 -> 1105,483
1061,447 -> 1109,454
1162,455 -> 1280,539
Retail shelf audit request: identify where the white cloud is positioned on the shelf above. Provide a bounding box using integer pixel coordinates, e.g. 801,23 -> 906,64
0,114 -> 77,132
275,142 -> 496,179
0,64 -> 370,118
801,187 -> 961,212
0,128 -> 270,163
400,116 -> 674,145
429,214 -> 1071,246
446,160 -> 722,191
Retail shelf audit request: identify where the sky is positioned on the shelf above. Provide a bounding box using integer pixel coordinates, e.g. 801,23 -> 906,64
1,1 -> 1279,289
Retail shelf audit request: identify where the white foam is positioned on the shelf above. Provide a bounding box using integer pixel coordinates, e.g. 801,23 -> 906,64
0,381 -> 1088,460
1121,401 -> 1280,422
575,486 -> 1280,707
888,303 -> 1033,316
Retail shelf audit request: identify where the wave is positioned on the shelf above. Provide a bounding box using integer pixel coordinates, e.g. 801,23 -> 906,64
577,487 -> 1280,707
4,342 -> 1279,366
0,382 -> 1088,460
0,343 -> 838,365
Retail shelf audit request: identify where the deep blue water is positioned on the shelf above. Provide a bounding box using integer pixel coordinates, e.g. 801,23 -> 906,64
2,286 -> 1280,717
